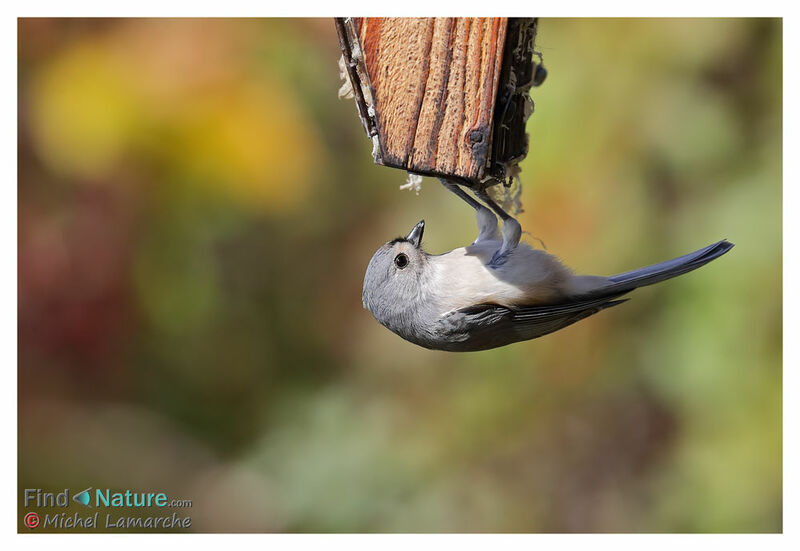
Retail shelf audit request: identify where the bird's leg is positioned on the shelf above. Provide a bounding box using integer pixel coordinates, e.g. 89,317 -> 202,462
475,187 -> 522,265
439,178 -> 499,244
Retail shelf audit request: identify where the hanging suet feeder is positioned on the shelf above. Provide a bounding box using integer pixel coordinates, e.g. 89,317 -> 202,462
335,17 -> 544,191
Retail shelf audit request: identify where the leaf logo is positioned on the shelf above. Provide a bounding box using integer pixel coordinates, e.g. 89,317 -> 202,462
73,488 -> 92,507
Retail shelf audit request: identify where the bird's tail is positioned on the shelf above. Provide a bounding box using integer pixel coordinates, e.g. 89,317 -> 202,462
571,239 -> 734,297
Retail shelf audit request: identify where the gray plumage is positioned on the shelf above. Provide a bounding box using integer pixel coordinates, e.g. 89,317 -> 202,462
362,219 -> 733,352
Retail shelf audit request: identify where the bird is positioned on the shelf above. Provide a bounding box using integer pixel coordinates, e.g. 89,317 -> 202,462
361,178 -> 734,352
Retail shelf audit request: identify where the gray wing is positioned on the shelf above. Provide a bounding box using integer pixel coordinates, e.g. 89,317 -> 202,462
436,294 -> 628,352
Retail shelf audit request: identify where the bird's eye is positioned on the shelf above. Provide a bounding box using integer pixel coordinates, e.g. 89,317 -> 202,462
394,253 -> 409,269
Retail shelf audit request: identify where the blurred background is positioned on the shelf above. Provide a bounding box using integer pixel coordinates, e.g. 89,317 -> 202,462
18,18 -> 781,532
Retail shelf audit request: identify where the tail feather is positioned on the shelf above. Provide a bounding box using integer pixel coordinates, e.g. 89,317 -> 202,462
588,239 -> 734,296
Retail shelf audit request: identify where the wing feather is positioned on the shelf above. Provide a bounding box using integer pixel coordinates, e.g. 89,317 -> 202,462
436,295 -> 628,351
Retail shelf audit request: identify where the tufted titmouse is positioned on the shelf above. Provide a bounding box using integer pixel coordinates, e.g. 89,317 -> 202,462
362,179 -> 733,352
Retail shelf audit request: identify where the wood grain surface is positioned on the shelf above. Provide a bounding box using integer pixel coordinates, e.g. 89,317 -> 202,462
351,17 -> 508,183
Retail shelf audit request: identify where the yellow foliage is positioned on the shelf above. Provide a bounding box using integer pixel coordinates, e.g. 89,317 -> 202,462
169,81 -> 320,212
28,26 -> 322,212
29,42 -> 141,180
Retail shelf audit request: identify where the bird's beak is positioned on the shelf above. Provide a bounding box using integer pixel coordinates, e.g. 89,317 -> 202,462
406,220 -> 425,248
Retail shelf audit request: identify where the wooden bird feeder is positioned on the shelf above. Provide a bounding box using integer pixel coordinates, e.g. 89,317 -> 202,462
335,17 -> 544,190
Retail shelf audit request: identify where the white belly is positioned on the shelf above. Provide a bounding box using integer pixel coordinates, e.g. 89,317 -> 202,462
429,241 -> 575,313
